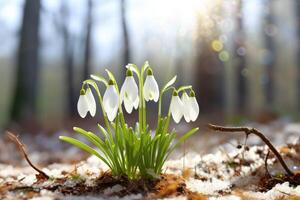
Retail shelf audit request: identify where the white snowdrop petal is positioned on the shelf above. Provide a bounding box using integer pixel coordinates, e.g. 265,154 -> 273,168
120,85 -> 125,103
124,98 -> 134,113
181,93 -> 191,122
86,88 -> 96,117
120,76 -> 139,113
126,77 -> 138,101
170,96 -> 183,123
103,85 -> 119,119
153,92 -> 159,102
104,86 -> 118,108
143,75 -> 159,102
189,97 -> 199,121
107,106 -> 118,121
143,77 -> 151,101
133,97 -> 139,109
148,76 -> 159,102
77,95 -> 89,118
144,89 -> 150,101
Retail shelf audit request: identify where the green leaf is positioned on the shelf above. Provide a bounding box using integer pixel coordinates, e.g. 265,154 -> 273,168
162,75 -> 177,93
97,124 -> 113,144
59,136 -> 105,161
90,74 -> 108,86
97,124 -> 108,138
73,127 -> 108,157
171,127 -> 199,152
177,85 -> 192,92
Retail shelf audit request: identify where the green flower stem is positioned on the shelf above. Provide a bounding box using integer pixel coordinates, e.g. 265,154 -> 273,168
157,87 -> 175,133
128,62 -> 148,133
163,88 -> 175,134
141,74 -> 146,132
113,84 -> 126,128
138,73 -> 143,132
139,70 -> 146,132
138,64 -> 148,133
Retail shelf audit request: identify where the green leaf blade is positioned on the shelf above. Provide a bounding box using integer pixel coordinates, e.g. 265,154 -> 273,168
90,74 -> 108,86
162,75 -> 177,93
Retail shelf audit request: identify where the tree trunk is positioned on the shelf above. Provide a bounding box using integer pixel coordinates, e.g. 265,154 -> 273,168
296,0 -> 300,109
10,0 -> 41,123
264,0 -> 276,106
235,0 -> 246,112
120,0 -> 130,72
83,0 -> 93,80
59,2 -> 77,117
195,42 -> 223,113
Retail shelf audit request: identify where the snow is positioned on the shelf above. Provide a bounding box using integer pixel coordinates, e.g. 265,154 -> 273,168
186,178 -> 231,195
244,182 -> 300,200
1,121 -> 300,199
103,184 -> 124,195
209,196 -> 241,200
18,174 -> 36,185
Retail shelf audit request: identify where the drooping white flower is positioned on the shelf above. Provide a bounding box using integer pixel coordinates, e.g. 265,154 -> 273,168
103,80 -> 119,121
133,97 -> 139,109
85,88 -> 96,117
170,91 -> 184,123
188,91 -> 199,121
77,88 -> 96,118
181,92 -> 191,122
120,70 -> 139,113
143,68 -> 159,102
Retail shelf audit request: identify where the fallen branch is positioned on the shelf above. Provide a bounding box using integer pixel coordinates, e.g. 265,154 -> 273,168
264,150 -> 271,177
6,131 -> 49,179
207,124 -> 294,176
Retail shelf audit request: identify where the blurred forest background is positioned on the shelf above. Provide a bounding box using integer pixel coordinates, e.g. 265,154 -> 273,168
1,0 -> 300,133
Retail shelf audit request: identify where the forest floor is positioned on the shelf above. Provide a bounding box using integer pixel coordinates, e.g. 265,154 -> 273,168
1,120 -> 300,199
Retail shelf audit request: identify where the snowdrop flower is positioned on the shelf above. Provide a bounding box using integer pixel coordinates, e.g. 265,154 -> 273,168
188,90 -> 199,121
170,91 -> 184,123
77,88 -> 96,118
103,80 -> 119,121
181,92 -> 191,122
143,68 -> 159,102
120,70 -> 139,113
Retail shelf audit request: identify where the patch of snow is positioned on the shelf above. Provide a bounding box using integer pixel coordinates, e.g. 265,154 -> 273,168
186,178 -> 231,195
209,195 -> 241,200
30,197 -> 53,200
18,174 -> 36,185
103,184 -> 124,195
0,165 -> 35,177
283,123 -> 300,135
86,155 -> 110,171
76,162 -> 101,178
43,168 -> 63,178
116,194 -> 143,200
244,182 -> 300,200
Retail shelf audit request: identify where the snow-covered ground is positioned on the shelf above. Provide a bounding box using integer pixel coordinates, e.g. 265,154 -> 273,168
1,121 -> 300,199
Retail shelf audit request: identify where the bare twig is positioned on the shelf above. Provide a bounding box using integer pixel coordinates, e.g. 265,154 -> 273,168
6,131 -> 49,179
264,150 -> 271,177
207,124 -> 294,176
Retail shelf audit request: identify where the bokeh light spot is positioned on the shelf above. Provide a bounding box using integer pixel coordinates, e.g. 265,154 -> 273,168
219,50 -> 230,62
237,47 -> 246,56
212,40 -> 223,52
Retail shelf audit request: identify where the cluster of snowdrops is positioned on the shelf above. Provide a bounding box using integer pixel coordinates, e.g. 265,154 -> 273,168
60,62 -> 199,180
